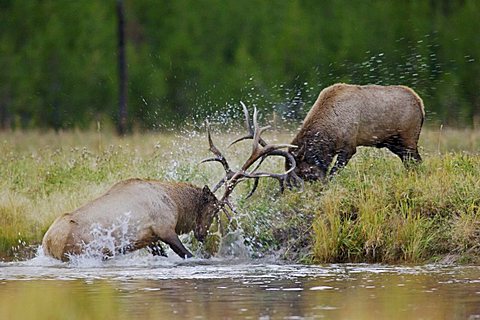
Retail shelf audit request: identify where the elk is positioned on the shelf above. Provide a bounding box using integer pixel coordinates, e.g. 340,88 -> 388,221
287,83 -> 425,181
42,108 -> 298,261
41,180 -> 220,261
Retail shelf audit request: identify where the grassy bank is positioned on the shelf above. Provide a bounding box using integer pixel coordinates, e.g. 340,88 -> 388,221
242,151 -> 479,263
1,127 -> 479,263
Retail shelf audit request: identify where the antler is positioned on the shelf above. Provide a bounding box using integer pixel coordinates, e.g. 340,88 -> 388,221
229,102 -> 304,196
229,101 -> 267,148
201,103 -> 304,216
243,149 -> 304,196
200,120 -> 235,192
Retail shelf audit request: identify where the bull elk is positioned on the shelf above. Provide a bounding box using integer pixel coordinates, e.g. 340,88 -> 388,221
288,83 -> 425,181
41,107 -> 298,261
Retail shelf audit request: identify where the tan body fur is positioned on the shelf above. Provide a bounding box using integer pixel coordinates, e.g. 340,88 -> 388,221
290,83 -> 425,180
42,178 -> 219,261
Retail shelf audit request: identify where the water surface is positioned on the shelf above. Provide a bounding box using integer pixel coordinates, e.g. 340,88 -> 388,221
1,253 -> 480,319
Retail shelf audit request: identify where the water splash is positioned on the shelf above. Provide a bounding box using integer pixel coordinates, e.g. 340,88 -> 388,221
217,230 -> 251,259
22,246 -> 65,267
27,212 -> 259,269
66,211 -> 137,267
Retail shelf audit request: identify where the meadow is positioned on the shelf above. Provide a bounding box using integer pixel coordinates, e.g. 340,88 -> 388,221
1,125 -> 479,263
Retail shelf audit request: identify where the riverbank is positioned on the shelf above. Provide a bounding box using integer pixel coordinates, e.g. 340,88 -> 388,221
1,128 -> 479,263
241,151 -> 480,264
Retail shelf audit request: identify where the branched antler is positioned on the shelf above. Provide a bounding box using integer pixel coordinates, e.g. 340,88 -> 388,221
229,102 -> 304,195
201,102 -> 304,217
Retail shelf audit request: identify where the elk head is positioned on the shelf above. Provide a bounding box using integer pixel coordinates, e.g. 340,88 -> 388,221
194,185 -> 220,242
201,102 -> 303,216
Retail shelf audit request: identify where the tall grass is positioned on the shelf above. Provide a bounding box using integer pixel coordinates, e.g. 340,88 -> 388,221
310,152 -> 480,263
0,126 -> 479,263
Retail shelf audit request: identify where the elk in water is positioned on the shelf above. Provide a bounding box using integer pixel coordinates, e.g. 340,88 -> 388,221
42,108 -> 298,261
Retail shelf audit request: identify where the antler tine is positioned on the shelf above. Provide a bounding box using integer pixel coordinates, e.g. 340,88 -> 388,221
229,102 -> 267,147
222,199 -> 235,219
228,102 -> 252,147
245,177 -> 260,199
200,120 -> 232,175
237,107 -> 276,172
200,120 -> 238,199
252,107 -> 271,151
211,176 -> 231,193
241,101 -> 252,136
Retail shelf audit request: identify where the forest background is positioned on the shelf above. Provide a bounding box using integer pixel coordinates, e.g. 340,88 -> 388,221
0,0 -> 478,131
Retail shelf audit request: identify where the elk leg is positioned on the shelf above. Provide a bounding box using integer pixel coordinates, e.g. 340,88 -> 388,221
409,148 -> 422,163
385,137 -> 422,168
389,147 -> 421,168
162,233 -> 193,259
148,241 -> 167,257
400,147 -> 422,168
329,148 -> 356,176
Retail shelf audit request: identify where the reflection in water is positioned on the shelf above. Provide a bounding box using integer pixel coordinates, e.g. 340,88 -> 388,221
1,257 -> 480,319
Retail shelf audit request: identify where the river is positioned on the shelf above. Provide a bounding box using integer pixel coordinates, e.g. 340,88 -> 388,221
1,250 -> 480,319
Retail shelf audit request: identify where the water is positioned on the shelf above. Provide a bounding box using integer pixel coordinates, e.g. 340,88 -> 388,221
1,252 -> 480,320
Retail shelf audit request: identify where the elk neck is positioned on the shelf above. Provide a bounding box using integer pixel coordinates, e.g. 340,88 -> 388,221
161,182 -> 206,235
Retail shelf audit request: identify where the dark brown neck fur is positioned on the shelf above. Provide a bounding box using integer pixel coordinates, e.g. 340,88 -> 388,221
160,182 -> 204,234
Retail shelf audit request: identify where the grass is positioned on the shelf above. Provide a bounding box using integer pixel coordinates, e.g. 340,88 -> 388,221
0,126 -> 479,263
309,153 -> 480,263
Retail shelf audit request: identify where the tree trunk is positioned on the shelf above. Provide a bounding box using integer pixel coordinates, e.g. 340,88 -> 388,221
0,101 -> 7,130
116,0 -> 128,135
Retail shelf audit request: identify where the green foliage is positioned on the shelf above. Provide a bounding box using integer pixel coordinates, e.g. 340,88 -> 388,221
0,0 -> 478,129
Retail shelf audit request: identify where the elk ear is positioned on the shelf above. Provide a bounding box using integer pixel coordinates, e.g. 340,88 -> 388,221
202,185 -> 213,201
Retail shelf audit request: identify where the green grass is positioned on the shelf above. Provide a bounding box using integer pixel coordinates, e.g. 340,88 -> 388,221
0,126 -> 479,263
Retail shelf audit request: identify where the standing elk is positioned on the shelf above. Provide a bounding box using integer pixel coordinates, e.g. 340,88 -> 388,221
287,83 -> 425,181
42,108 -> 298,261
